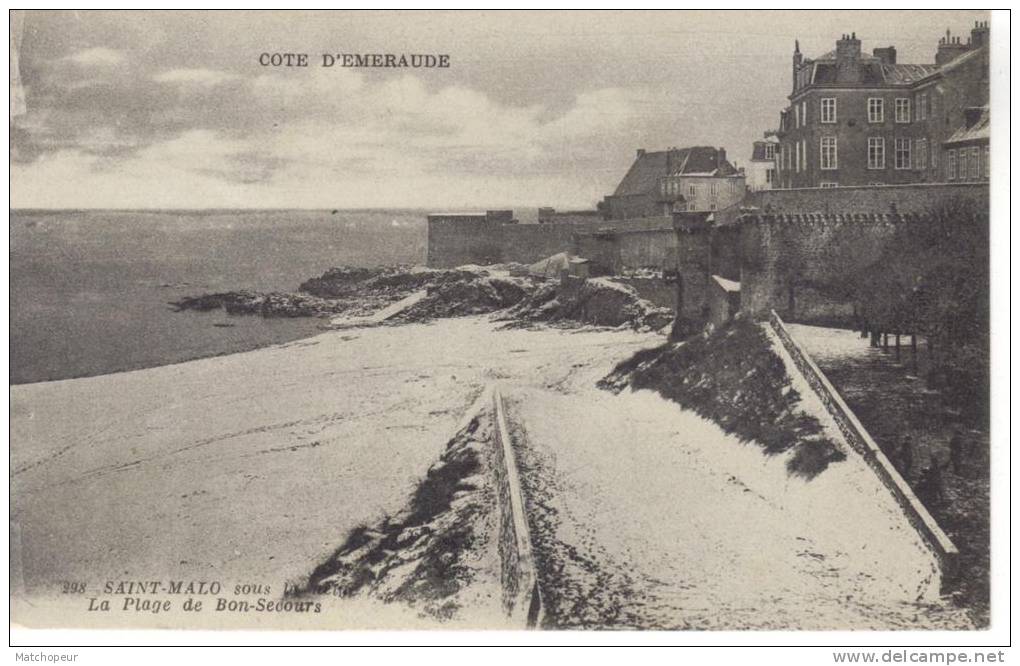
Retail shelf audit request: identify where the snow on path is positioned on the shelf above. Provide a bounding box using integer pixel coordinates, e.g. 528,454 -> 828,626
328,289 -> 427,327
786,322 -> 886,364
512,348 -> 969,629
11,313 -> 970,629
10,317 -> 656,628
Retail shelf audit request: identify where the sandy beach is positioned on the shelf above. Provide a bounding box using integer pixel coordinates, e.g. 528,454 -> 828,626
10,312 -> 973,630
10,316 -> 657,628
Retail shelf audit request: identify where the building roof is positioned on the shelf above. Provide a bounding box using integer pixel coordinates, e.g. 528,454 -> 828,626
799,40 -> 981,90
881,63 -> 940,84
612,147 -> 738,197
751,138 -> 778,161
945,106 -> 990,145
807,59 -> 939,87
939,46 -> 985,74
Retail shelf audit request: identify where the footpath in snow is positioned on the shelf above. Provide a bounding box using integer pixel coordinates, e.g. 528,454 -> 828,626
10,316 -> 656,629
508,323 -> 972,630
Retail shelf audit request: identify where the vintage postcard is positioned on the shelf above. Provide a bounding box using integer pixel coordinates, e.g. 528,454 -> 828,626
9,9 -> 1000,637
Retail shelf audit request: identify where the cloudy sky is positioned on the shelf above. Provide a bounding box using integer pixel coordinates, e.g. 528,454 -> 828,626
11,10 -> 990,209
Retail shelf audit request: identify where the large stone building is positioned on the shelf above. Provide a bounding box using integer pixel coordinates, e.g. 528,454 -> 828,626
774,22 -> 990,189
602,146 -> 745,220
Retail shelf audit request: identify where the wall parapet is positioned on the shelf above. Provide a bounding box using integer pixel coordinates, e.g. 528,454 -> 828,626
767,311 -> 959,583
749,182 -> 988,216
490,386 -> 543,628
426,213 -> 674,269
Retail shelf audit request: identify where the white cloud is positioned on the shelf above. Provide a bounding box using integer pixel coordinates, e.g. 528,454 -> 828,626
14,67 -> 650,209
153,68 -> 237,87
248,70 -> 646,170
66,47 -> 125,67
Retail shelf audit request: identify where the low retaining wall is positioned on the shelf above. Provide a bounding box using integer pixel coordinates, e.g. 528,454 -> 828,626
768,311 -> 959,581
490,386 -> 543,628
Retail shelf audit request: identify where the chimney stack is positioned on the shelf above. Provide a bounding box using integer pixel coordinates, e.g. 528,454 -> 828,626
835,33 -> 863,83
971,20 -> 989,49
873,46 -> 897,65
936,28 -> 971,66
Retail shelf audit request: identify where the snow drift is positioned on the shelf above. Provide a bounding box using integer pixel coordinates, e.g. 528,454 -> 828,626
600,316 -> 846,478
504,277 -> 673,331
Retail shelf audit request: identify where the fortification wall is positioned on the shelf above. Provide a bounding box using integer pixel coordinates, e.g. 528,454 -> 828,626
500,224 -> 577,265
426,218 -> 504,268
675,231 -> 714,321
740,213 -> 904,321
749,183 -> 988,215
617,229 -> 677,269
573,234 -> 617,273
426,214 -> 673,269
612,277 -> 676,310
537,210 -> 604,225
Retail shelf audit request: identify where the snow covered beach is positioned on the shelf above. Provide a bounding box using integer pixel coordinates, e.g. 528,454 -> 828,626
10,312 -> 970,629
10,317 -> 655,628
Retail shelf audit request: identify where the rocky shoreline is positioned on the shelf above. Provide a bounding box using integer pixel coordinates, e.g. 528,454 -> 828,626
171,264 -> 673,331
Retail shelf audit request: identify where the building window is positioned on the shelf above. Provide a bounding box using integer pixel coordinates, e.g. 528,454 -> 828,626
958,149 -> 968,180
970,147 -> 980,180
895,98 -> 911,123
919,93 -> 928,121
820,98 -> 836,123
868,98 -> 884,123
766,168 -> 775,185
801,101 -> 807,127
764,143 -> 775,160
947,149 -> 957,180
894,138 -> 911,169
795,141 -> 800,173
868,137 -> 885,169
984,145 -> 990,179
820,182 -> 838,188
931,144 -> 938,169
820,136 -> 837,170
795,104 -> 800,129
710,182 -> 718,198
917,139 -> 927,172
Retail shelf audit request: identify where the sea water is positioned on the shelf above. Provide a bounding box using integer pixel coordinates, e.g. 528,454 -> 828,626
10,208 -> 428,383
